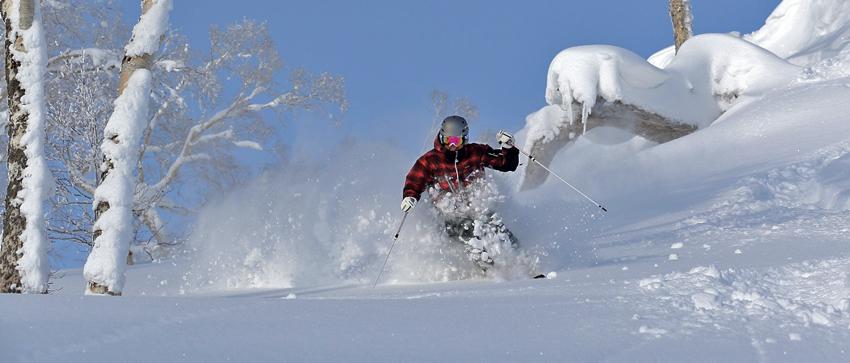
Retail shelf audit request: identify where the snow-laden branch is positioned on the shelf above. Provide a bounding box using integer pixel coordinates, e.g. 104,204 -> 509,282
137,76 -> 188,183
146,78 -> 331,196
144,129 -> 233,154
67,164 -> 96,195
148,92 -> 250,194
46,48 -> 121,72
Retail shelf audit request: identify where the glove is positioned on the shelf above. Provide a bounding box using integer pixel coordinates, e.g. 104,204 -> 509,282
497,130 -> 514,148
401,196 -> 417,212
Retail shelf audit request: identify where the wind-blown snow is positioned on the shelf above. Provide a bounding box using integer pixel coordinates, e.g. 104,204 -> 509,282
6,0 -> 54,294
182,142 -> 542,292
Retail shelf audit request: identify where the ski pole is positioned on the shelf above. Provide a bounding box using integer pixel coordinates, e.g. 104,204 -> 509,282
373,211 -> 409,287
511,143 -> 608,212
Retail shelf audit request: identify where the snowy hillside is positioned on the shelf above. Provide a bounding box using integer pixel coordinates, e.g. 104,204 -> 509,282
3,0 -> 850,361
519,0 -> 850,190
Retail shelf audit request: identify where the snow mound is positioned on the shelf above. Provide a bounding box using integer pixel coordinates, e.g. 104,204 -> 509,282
520,34 -> 800,189
535,34 -> 798,145
518,0 -> 850,190
532,0 -> 850,152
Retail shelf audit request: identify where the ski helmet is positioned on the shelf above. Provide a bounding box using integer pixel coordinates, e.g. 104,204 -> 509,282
439,115 -> 469,148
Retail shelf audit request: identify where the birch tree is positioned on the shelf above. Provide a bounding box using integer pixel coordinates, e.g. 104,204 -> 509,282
0,1 -> 346,269
83,0 -> 171,296
127,21 -> 346,257
45,19 -> 346,261
669,0 -> 694,53
0,0 -> 52,293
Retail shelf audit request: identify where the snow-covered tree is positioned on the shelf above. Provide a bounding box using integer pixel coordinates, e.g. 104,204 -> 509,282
0,1 -> 347,271
126,20 -> 346,258
44,18 -> 346,261
669,0 -> 694,52
0,0 -> 53,294
83,0 -> 172,296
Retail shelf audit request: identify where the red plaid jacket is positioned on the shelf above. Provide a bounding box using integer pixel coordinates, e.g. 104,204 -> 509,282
403,137 -> 520,200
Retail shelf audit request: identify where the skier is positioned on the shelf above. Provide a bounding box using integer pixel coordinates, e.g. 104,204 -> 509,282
401,115 -> 519,269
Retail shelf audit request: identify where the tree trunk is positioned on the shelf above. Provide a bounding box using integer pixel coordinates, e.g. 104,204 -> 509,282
669,0 -> 694,53
84,0 -> 171,296
0,0 -> 51,294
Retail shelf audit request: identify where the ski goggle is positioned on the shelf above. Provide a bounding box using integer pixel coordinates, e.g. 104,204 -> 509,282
444,135 -> 464,147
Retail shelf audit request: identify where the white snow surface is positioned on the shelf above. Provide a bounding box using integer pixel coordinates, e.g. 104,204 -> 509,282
5,0 -> 54,294
5,0 -> 850,361
83,70 -> 153,294
123,0 -> 173,57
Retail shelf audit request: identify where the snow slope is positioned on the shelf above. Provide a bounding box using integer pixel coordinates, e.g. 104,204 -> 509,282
4,0 -> 850,361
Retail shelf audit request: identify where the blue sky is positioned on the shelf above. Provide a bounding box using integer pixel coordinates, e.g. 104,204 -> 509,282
129,0 -> 781,154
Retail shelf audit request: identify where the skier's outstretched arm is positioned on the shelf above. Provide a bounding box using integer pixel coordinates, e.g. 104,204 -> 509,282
485,144 -> 519,172
403,156 -> 432,200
